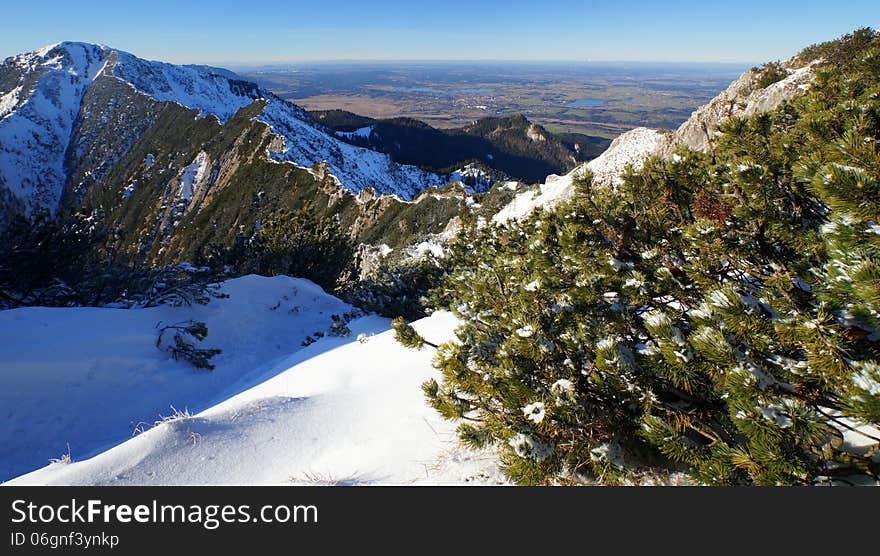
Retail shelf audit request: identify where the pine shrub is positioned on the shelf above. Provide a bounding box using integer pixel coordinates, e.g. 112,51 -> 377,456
410,30 -> 880,485
156,320 -> 222,370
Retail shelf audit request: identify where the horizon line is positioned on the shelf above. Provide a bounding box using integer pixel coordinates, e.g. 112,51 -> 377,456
226,58 -> 755,68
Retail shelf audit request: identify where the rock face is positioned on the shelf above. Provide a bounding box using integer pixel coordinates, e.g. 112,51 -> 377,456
660,61 -> 818,157
492,59 -> 818,223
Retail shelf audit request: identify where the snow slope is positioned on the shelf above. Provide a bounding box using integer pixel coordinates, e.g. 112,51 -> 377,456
0,275 -> 355,481
335,125 -> 374,140
0,275 -> 503,485
492,171 -> 576,224
0,42 -> 442,216
492,128 -> 667,224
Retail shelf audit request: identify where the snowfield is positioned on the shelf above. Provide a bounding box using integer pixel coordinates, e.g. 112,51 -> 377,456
0,275 -> 504,486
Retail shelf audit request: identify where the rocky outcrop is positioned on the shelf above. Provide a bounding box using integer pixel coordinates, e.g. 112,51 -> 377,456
659,60 -> 818,157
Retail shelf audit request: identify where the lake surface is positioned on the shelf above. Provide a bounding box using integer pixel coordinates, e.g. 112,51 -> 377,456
450,88 -> 495,94
388,86 -> 440,93
568,98 -> 606,107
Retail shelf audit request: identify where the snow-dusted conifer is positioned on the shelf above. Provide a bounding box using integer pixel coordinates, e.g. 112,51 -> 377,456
414,29 -> 880,485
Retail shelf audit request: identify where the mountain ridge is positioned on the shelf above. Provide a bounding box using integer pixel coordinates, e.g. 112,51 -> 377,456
0,39 -> 828,296
0,41 -> 444,221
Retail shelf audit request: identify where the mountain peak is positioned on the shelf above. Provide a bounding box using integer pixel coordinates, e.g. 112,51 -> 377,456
6,41 -> 108,76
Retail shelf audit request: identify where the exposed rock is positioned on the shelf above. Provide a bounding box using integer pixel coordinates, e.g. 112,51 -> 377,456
526,124 -> 547,142
356,188 -> 377,204
586,127 -> 672,187
660,60 -> 819,157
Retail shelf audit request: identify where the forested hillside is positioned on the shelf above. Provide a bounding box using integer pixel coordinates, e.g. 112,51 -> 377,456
312,110 -> 607,182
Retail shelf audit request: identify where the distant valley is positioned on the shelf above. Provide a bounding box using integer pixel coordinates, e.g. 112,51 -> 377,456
242,61 -> 745,139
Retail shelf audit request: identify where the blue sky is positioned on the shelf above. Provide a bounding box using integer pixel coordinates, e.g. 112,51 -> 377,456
1,0 -> 876,65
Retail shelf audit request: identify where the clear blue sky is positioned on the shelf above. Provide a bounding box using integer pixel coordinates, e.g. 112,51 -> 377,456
1,0 -> 876,65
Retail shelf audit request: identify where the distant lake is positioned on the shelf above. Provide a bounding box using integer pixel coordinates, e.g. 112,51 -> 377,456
450,88 -> 494,94
387,86 -> 440,93
568,98 -> 606,107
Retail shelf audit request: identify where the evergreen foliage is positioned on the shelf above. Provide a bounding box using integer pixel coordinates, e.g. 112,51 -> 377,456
328,313 -> 353,337
156,320 -> 222,370
0,210 -> 106,306
797,27 -> 878,66
345,253 -> 449,320
413,29 -> 880,485
197,205 -> 356,292
392,316 -> 427,349
751,61 -> 787,90
0,210 -> 226,309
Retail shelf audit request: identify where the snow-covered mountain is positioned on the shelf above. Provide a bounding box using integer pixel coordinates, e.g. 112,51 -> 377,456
491,58 -> 819,223
0,42 -> 442,219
